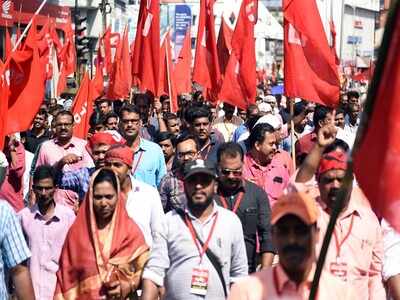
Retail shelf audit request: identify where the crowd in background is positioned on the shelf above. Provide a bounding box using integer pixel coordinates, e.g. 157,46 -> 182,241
0,82 -> 398,300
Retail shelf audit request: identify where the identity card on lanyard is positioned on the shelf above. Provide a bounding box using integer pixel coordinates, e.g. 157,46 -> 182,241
185,212 -> 219,296
329,215 -> 354,282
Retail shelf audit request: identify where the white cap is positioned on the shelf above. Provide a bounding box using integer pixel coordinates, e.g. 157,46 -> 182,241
0,151 -> 8,168
255,114 -> 282,130
63,99 -> 73,110
257,102 -> 272,113
264,95 -> 277,104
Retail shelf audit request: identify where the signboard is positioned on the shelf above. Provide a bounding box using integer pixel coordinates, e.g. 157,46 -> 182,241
0,0 -> 70,29
174,4 -> 191,56
0,0 -> 14,26
353,20 -> 363,29
264,0 -> 282,8
347,35 -> 362,44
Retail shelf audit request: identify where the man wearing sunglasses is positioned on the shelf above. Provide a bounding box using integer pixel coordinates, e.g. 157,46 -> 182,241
215,142 -> 275,272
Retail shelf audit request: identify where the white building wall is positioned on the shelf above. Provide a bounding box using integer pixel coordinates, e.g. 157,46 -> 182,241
341,3 -> 377,62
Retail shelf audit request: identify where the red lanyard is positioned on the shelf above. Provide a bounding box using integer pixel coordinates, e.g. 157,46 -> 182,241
219,192 -> 244,213
333,214 -> 355,257
185,212 -> 218,262
199,140 -> 211,160
132,151 -> 143,175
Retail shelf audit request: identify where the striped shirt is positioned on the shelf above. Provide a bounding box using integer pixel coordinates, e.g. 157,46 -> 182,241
0,200 -> 31,298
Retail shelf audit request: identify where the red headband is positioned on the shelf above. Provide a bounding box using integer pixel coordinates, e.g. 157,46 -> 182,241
105,146 -> 134,167
317,151 -> 347,179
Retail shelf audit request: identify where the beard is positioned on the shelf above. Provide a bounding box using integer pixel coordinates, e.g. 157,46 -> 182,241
187,192 -> 214,212
220,178 -> 241,192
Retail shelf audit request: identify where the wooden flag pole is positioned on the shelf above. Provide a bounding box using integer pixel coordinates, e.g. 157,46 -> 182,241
165,30 -> 173,113
289,98 -> 296,169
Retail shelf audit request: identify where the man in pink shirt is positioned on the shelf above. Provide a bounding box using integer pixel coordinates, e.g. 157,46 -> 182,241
19,165 -> 75,300
33,110 -> 93,210
0,136 -> 25,212
228,192 -> 355,299
295,124 -> 386,299
242,123 -> 290,206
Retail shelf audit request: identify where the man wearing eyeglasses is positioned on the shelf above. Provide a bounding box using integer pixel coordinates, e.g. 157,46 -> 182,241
32,110 -> 94,211
215,142 -> 275,272
159,133 -> 199,212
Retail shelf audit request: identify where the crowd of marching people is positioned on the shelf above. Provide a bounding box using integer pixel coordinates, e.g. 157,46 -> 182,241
0,84 -> 399,300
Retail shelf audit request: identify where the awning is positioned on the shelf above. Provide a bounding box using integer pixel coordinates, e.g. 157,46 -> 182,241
0,0 -> 71,30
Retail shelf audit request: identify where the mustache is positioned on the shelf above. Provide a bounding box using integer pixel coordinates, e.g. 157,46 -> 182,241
225,178 -> 241,184
282,244 -> 306,256
192,191 -> 207,197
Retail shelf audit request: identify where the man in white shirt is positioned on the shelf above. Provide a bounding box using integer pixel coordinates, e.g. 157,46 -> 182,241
104,145 -> 165,247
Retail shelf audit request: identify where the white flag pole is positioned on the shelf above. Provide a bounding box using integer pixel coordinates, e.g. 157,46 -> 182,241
12,0 -> 48,52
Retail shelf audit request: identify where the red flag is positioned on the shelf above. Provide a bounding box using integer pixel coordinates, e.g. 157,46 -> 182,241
257,68 -> 266,84
329,19 -> 340,66
6,28 -> 46,135
92,38 -> 105,101
101,27 -> 120,76
107,26 -> 132,100
353,3 -> 400,231
217,18 -> 233,75
192,0 -> 221,100
102,27 -> 113,75
37,20 -> 58,80
230,0 -> 257,104
283,0 -> 340,107
5,28 -> 13,60
0,61 -> 9,149
57,18 -> 76,96
71,72 -> 93,139
219,0 -> 257,107
15,27 -> 21,50
174,28 -> 192,94
219,54 -> 248,110
132,0 -> 160,95
159,31 -> 178,113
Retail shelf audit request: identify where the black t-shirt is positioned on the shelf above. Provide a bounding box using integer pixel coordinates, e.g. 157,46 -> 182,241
23,129 -> 51,153
216,180 -> 275,272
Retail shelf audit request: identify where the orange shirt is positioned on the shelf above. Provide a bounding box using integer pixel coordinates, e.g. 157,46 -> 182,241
228,264 -> 356,300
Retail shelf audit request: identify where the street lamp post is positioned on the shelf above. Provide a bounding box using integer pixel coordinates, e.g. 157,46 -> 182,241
99,0 -> 112,32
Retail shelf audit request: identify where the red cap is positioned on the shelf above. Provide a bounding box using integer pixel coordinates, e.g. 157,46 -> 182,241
86,131 -> 126,152
105,145 -> 134,167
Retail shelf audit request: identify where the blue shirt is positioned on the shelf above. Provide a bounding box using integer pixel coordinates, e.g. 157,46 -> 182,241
132,139 -> 167,188
232,124 -> 248,143
57,167 -> 96,200
0,201 -> 31,299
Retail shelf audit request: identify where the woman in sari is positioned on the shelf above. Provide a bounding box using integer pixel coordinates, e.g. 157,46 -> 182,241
54,168 -> 149,299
